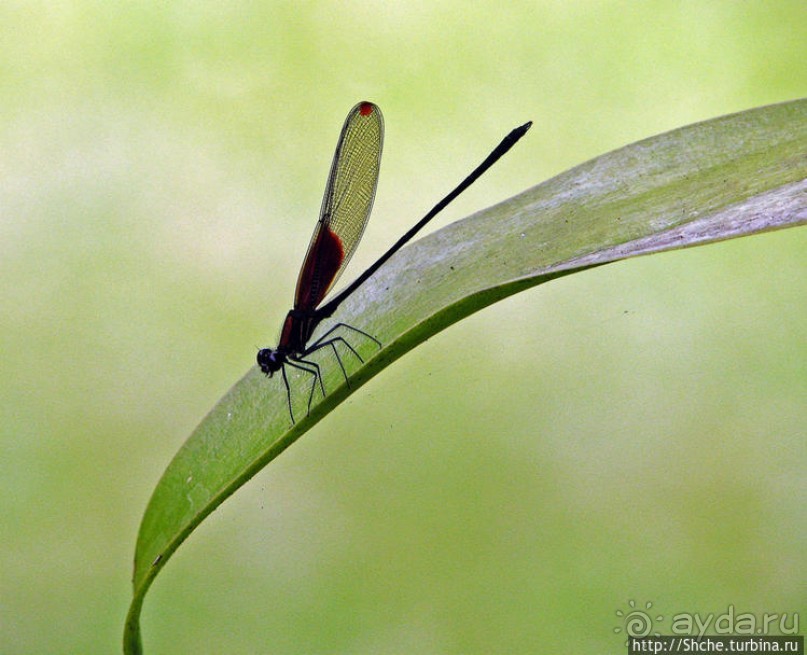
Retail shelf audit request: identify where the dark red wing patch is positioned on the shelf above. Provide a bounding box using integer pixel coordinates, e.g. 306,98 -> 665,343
294,226 -> 345,310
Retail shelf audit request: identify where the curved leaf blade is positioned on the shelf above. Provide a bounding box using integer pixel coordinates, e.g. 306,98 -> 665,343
125,98 -> 806,654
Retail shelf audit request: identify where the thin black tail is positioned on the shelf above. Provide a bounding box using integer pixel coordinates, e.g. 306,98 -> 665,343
316,120 -> 532,320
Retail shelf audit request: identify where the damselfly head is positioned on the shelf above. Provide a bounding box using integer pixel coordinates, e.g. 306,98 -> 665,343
257,348 -> 284,376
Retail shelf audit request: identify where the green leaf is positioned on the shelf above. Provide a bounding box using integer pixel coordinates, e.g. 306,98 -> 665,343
124,98 -> 806,654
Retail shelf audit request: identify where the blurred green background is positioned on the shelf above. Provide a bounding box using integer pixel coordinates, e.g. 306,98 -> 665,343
1,1 -> 805,653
